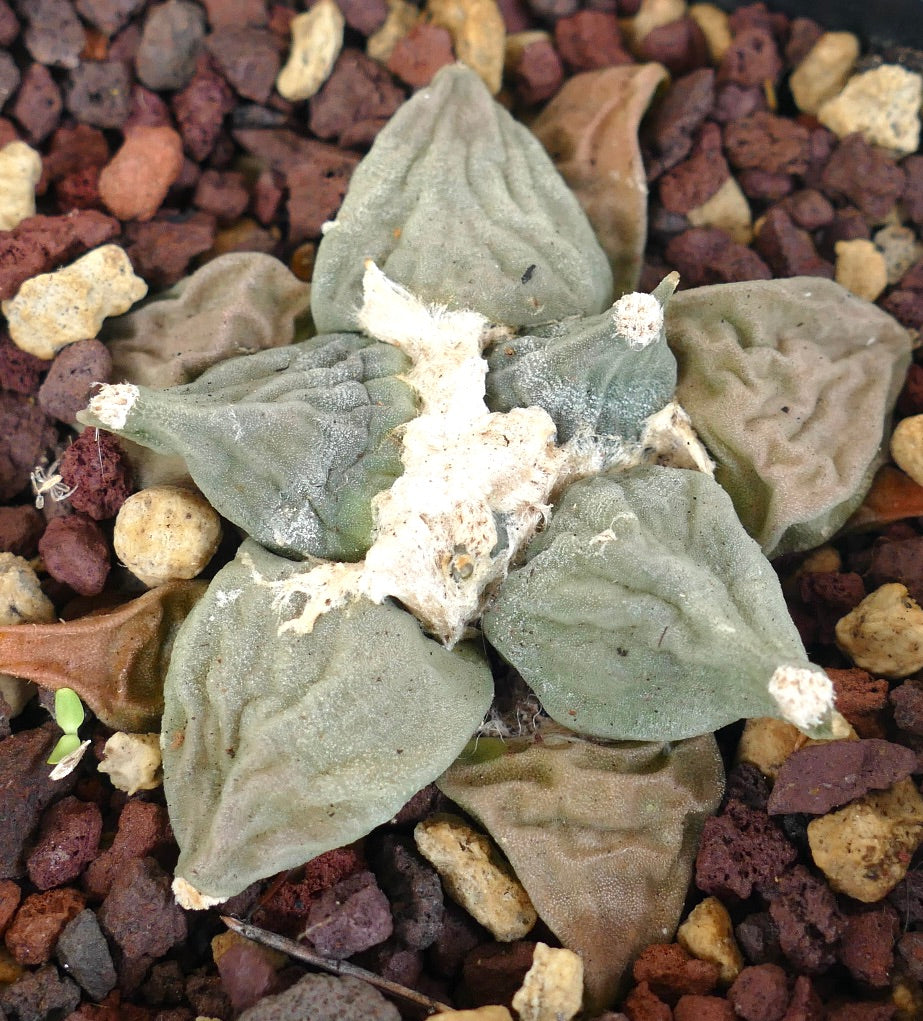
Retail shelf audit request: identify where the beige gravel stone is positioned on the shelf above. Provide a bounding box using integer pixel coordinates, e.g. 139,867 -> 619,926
433,1010 -> 513,1020
276,0 -> 344,101
414,813 -> 537,941
2,244 -> 148,359
0,553 -> 55,627
366,0 -> 419,62
808,778 -> 923,901
836,582 -> 923,679
874,225 -> 923,285
735,717 -> 809,779
677,897 -> 743,985
686,176 -> 752,245
622,0 -> 687,53
892,415 -> 923,487
427,0 -> 505,94
98,732 -> 162,794
688,3 -> 730,64
114,485 -> 222,587
818,64 -> 922,157
789,32 -> 860,115
834,238 -> 888,302
0,141 -> 41,231
512,942 -> 583,1021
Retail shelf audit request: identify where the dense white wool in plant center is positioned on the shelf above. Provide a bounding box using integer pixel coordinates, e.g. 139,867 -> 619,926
611,291 -> 663,350
85,382 -> 139,430
768,665 -> 835,731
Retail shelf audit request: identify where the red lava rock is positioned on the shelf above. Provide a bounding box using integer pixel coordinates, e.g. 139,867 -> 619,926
723,111 -> 811,175
75,0 -> 145,35
252,167 -> 284,226
193,169 -> 249,221
897,363 -> 923,416
782,974 -> 823,1021
825,1005 -> 897,1021
839,903 -> 899,987
718,27 -> 782,87
0,879 -> 21,935
427,900 -> 486,978
727,964 -> 789,1021
125,84 -> 173,131
695,799 -> 797,901
898,930 -> 923,980
216,939 -> 281,1013
0,391 -> 57,503
632,943 -> 721,1001
58,429 -> 134,522
201,0 -> 266,29
123,211 -> 218,287
769,739 -> 917,816
825,668 -> 888,739
643,68 -> 714,179
658,123 -> 729,214
525,0 -> 577,21
725,762 -> 772,811
55,164 -> 104,212
0,505 -> 44,557
22,0 -> 85,70
171,62 -> 235,161
205,27 -> 280,104
357,939 -> 423,987
890,679 -> 923,736
371,834 -> 443,950
753,207 -> 832,278
821,134 -> 905,222
736,911 -> 784,967
99,124 -> 185,222
83,800 -> 174,901
902,153 -> 923,228
506,34 -> 564,105
462,941 -> 536,1009
0,963 -> 80,1020
738,169 -> 794,201
554,11 -> 631,71
674,995 -> 734,1021
98,857 -> 187,960
186,969 -> 232,1019
27,796 -> 103,890
882,289 -> 923,331
624,980 -> 672,1021
666,228 -> 772,286
0,54 -> 19,111
38,513 -> 111,597
310,48 -> 406,148
302,869 -> 393,959
786,16 -> 824,65
141,958 -> 186,1005
136,0 -> 207,91
38,339 -> 112,425
768,865 -> 843,974
5,886 -> 87,965
0,209 -> 120,302
636,16 -> 708,76
11,63 -> 63,144
779,189 -> 834,231
337,0 -> 387,35
0,0 -> 18,45
864,535 -> 923,604
283,145 -> 360,244
710,81 -> 766,123
798,571 -> 865,644
65,62 -> 133,129
386,25 -> 455,90
0,331 -> 46,395
816,207 -> 870,261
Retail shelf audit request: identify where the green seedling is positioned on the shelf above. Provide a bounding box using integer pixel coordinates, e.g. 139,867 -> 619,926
48,687 -> 86,764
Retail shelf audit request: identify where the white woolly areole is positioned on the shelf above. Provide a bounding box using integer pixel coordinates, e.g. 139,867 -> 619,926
768,665 -> 835,732
611,291 -> 663,350
172,876 -> 223,911
85,382 -> 139,430
267,262 -> 565,647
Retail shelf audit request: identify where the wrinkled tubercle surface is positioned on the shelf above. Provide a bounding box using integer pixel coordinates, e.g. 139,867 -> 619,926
162,540 -> 494,904
311,64 -> 613,333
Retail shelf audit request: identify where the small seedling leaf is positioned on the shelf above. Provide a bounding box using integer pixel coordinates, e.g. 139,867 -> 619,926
47,733 -> 81,764
54,688 -> 84,734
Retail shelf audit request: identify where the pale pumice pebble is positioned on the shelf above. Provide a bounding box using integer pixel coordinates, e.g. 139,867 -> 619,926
891,414 -> 923,487
789,32 -> 860,115
511,942 -> 583,1021
686,176 -> 753,245
98,732 -> 162,795
735,717 -> 809,779
835,582 -> 923,679
621,0 -> 687,53
2,245 -> 148,360
0,141 -> 42,231
366,0 -> 419,63
276,0 -> 344,101
833,238 -> 888,302
414,813 -> 537,941
808,778 -> 923,902
432,1010 -> 513,1020
426,0 -> 506,94
688,3 -> 731,64
0,553 -> 54,722
817,64 -> 922,157
114,485 -> 222,587
676,897 -> 744,985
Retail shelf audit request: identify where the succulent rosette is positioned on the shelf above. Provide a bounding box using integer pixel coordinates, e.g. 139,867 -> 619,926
78,64 -> 911,1006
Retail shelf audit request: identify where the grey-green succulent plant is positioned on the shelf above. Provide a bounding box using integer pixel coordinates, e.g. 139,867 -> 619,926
78,63 -> 911,1006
